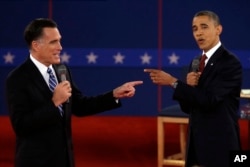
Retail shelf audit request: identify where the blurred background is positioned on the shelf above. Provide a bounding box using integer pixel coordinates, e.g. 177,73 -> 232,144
0,0 -> 250,116
0,0 -> 250,166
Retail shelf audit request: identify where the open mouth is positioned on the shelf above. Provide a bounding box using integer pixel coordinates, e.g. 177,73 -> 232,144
197,38 -> 205,44
54,54 -> 60,57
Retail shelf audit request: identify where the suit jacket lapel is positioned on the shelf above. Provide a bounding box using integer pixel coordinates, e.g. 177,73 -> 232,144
198,46 -> 225,84
24,58 -> 52,98
24,58 -> 66,120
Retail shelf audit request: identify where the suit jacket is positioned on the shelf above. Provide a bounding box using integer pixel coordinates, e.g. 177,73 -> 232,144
173,46 -> 242,167
6,58 -> 121,167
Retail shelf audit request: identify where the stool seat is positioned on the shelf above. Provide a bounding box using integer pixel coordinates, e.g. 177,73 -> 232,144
160,105 -> 189,117
158,104 -> 189,167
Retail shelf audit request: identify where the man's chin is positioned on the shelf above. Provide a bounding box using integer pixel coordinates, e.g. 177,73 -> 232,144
53,60 -> 61,64
197,45 -> 206,51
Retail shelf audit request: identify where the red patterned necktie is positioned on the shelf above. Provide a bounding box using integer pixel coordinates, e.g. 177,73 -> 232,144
199,54 -> 207,73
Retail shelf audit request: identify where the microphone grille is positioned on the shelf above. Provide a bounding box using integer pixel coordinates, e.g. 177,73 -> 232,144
191,59 -> 200,72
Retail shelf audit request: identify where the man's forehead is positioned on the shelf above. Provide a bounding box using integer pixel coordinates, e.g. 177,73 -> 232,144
192,16 -> 213,25
41,28 -> 61,39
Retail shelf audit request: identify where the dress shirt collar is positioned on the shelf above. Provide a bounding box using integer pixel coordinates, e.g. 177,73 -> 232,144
202,41 -> 221,65
30,54 -> 56,85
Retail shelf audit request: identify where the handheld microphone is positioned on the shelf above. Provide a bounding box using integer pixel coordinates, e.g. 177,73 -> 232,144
191,58 -> 200,72
58,65 -> 67,82
57,65 -> 69,103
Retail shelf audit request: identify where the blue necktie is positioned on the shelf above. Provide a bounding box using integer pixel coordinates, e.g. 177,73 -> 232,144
47,68 -> 64,116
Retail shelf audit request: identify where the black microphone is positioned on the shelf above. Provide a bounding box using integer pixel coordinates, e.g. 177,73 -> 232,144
57,65 -> 69,103
57,65 -> 67,82
191,58 -> 200,72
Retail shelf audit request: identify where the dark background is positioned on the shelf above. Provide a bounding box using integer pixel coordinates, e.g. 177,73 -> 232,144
0,0 -> 250,116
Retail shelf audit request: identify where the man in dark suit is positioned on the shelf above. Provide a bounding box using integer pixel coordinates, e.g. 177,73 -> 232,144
144,10 -> 242,167
6,18 -> 143,167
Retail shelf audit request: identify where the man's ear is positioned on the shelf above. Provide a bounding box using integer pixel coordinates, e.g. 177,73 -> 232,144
216,25 -> 223,36
32,40 -> 41,52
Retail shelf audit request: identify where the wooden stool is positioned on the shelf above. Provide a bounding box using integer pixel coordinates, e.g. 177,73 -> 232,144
158,105 -> 189,167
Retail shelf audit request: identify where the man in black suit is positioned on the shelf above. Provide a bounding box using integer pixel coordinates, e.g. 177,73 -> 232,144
145,10 -> 242,167
6,18 -> 143,167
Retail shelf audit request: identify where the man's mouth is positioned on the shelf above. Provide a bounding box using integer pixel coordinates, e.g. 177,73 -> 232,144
197,38 -> 205,44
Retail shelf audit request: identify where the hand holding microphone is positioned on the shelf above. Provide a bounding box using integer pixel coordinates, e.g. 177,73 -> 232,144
191,58 -> 200,72
58,65 -> 71,103
52,65 -> 71,106
186,58 -> 201,86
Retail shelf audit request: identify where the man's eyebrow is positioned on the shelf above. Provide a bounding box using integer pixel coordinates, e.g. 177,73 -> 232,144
200,23 -> 208,26
49,39 -> 60,43
192,25 -> 197,28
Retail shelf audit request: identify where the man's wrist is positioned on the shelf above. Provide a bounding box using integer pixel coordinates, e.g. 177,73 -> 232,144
171,80 -> 178,89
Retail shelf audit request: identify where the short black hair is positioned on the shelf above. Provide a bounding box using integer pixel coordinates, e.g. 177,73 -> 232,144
194,10 -> 221,26
24,18 -> 57,48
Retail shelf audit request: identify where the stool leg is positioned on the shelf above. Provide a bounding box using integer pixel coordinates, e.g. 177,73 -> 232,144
158,117 -> 164,167
180,124 -> 186,165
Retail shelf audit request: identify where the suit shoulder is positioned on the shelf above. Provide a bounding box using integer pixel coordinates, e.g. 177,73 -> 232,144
218,47 -> 241,63
6,61 -> 30,83
225,50 -> 241,65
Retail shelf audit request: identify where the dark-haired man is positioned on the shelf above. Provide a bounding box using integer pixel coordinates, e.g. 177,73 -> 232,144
6,18 -> 143,167
145,10 -> 242,167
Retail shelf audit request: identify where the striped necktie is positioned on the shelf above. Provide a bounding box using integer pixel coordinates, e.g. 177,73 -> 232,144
47,68 -> 64,116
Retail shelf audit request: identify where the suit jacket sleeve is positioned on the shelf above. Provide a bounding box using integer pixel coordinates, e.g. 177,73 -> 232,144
55,64 -> 122,117
172,47 -> 242,114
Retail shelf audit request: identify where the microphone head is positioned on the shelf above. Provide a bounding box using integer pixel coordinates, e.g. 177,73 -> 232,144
191,58 -> 200,72
57,64 -> 69,103
57,65 -> 67,81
